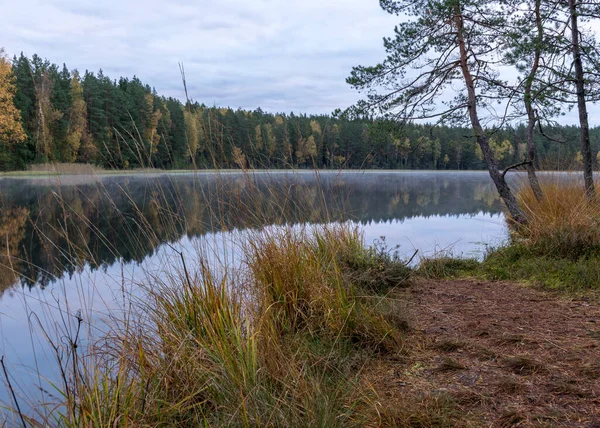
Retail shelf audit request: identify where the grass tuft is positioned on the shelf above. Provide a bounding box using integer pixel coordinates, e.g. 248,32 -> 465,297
515,179 -> 600,258
503,355 -> 545,375
435,357 -> 467,372
245,225 -> 404,352
432,340 -> 468,353
30,224 -> 407,427
417,256 -> 480,279
381,392 -> 460,427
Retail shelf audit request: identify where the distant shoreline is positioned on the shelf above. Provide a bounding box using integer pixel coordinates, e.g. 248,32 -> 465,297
0,168 -> 587,178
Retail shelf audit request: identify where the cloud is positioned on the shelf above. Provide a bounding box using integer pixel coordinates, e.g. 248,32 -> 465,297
2,0 -> 600,124
1,0 -> 398,115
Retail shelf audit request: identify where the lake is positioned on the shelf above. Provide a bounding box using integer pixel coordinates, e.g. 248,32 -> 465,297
0,171 -> 508,414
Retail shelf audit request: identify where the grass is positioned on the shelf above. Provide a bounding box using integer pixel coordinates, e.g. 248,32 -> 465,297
515,179 -> 600,258
414,243 -> 600,292
410,179 -> 600,292
381,392 -> 460,427
503,356 -> 545,375
417,256 -> 480,279
435,357 -> 467,372
478,243 -> 600,291
432,340 -> 468,352
11,223 -> 410,427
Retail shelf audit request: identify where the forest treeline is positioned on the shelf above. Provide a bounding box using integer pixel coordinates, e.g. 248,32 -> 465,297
0,51 -> 598,172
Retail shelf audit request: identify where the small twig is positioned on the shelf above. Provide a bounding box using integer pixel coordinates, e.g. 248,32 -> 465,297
1,356 -> 27,428
179,62 -> 190,109
536,111 -> 568,144
405,249 -> 419,266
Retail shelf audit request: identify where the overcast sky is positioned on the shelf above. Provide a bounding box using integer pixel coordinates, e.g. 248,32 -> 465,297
2,0 -> 599,124
2,0 -> 400,115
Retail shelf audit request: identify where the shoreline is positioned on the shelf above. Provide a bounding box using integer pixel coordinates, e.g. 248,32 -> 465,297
0,168 -> 589,179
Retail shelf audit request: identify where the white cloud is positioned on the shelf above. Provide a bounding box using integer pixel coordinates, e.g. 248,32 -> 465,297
1,0 -> 397,114
2,0 -> 600,124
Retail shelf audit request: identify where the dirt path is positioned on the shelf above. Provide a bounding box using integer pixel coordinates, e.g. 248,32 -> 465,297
367,279 -> 600,427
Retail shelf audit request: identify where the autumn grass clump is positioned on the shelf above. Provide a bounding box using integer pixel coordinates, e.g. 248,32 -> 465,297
470,179 -> 600,291
245,226 -> 404,352
25,224 -> 407,427
514,180 -> 600,258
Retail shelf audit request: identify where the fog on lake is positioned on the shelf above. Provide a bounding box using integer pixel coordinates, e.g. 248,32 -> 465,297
0,171 -> 508,410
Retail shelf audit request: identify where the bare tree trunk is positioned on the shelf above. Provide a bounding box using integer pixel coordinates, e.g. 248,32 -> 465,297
525,121 -> 543,200
569,0 -> 595,198
454,6 -> 527,224
524,0 -> 544,201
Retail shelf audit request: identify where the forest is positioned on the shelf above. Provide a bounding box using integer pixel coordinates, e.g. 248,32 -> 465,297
0,51 -> 598,172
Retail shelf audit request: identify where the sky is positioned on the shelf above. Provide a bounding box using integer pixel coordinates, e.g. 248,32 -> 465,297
1,0 -> 399,115
2,0 -> 599,124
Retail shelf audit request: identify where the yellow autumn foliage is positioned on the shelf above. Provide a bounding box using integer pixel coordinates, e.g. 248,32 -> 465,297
0,50 -> 26,146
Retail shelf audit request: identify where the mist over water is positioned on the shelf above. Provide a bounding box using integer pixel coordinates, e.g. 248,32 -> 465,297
0,171 -> 507,410
0,171 -> 505,292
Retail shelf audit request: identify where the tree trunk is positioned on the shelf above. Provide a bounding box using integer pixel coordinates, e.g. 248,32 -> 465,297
569,0 -> 595,198
524,0 -> 544,201
454,5 -> 527,224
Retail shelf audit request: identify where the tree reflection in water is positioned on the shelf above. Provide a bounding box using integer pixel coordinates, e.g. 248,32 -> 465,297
0,171 -> 502,293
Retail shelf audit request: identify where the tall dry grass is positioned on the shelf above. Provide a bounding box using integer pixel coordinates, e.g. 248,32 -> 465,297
515,176 -> 600,257
0,163 -> 411,426
0,103 -> 412,426
13,224 -> 403,427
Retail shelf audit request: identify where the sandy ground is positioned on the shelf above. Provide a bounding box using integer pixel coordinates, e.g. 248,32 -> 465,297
367,278 -> 600,427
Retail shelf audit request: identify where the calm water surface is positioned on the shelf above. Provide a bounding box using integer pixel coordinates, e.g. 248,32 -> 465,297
0,171 -> 507,413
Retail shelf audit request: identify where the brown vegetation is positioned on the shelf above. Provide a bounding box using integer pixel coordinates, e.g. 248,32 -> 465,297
367,278 -> 600,426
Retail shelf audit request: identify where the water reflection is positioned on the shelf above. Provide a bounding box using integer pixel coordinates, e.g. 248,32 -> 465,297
0,171 -> 503,293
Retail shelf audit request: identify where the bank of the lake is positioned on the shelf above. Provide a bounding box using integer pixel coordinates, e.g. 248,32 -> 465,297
2,171 -> 598,425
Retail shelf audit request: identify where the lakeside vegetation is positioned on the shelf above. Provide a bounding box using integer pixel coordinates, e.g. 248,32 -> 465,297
3,171 -> 599,426
419,178 -> 600,293
5,221 -> 414,426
